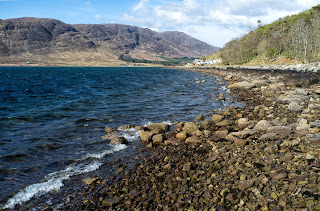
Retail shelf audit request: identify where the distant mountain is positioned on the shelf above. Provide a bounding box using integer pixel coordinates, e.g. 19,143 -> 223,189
0,18 -> 219,65
160,31 -> 219,57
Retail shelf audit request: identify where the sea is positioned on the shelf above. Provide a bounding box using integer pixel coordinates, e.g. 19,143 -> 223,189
0,66 -> 243,210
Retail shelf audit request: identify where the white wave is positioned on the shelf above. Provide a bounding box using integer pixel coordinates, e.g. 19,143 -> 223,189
2,161 -> 102,209
80,144 -> 127,160
121,130 -> 140,142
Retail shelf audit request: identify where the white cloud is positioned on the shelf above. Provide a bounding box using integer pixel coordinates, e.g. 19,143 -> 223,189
95,14 -> 103,20
121,0 -> 320,47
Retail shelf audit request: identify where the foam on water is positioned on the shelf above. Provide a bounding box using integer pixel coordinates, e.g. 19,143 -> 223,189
80,144 -> 127,160
2,161 -> 102,209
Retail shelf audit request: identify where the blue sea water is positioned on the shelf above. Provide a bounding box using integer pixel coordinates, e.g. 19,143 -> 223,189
0,66 -> 242,209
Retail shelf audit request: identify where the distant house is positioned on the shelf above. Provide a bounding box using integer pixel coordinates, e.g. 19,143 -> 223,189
193,58 -> 222,66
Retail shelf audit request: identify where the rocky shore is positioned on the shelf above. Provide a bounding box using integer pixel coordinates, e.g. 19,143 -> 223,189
66,67 -> 320,210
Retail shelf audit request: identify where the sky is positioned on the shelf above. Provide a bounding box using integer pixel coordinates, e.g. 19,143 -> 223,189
1,0 -> 320,47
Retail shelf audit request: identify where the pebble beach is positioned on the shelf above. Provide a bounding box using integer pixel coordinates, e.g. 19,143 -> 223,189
63,67 -> 320,211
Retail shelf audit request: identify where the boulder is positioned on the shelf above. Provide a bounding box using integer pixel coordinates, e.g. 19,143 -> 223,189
105,126 -> 117,134
140,131 -> 153,142
267,126 -> 292,137
216,120 -> 231,127
212,115 -> 224,123
214,130 -> 229,140
110,136 -> 128,145
176,131 -> 188,140
254,120 -> 270,131
294,88 -> 309,96
288,102 -> 302,112
185,136 -> 201,145
277,95 -> 310,103
227,81 -> 256,89
182,122 -> 199,134
270,169 -> 287,179
238,118 -> 249,126
152,134 -> 164,144
239,180 -> 254,190
200,119 -> 212,130
147,123 -> 169,134
118,124 -> 135,130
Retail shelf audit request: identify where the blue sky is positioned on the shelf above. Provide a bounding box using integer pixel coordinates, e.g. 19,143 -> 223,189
1,0 -> 320,47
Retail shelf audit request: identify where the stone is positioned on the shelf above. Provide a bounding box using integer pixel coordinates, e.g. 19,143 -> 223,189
294,88 -> 309,96
110,136 -> 128,145
270,169 -> 287,179
239,180 -> 254,190
288,102 -> 302,112
259,133 -> 278,141
217,93 -> 225,100
225,134 -> 248,147
147,123 -> 169,134
254,120 -> 270,131
195,115 -> 205,121
214,130 -> 229,140
102,196 -> 123,207
176,131 -> 188,140
267,126 -> 292,137
118,124 -> 135,130
182,122 -> 199,134
238,118 -> 249,126
216,120 -> 230,127
277,95 -> 310,103
105,126 -> 116,134
152,134 -> 163,144
212,115 -> 224,123
185,136 -> 201,145
163,138 -> 182,145
82,177 -> 100,185
227,81 -> 256,89
140,131 -> 153,142
127,190 -> 139,199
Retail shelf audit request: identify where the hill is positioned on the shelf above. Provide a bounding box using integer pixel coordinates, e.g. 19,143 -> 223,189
214,4 -> 320,65
0,18 -> 219,66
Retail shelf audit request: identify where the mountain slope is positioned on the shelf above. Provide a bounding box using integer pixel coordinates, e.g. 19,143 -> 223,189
160,31 -> 220,57
0,18 -> 219,65
215,4 -> 320,65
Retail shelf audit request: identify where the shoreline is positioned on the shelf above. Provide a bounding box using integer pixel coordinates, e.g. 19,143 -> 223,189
6,67 -> 320,210
63,67 -> 320,210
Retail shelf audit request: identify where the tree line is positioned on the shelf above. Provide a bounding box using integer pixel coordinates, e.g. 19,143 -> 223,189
215,4 -> 320,65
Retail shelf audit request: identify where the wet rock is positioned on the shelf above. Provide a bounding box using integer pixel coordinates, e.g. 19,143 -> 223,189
110,136 -> 128,145
82,177 -> 100,185
105,126 -> 117,134
270,169 -> 287,179
185,136 -> 201,145
102,196 -> 123,207
217,93 -> 225,100
212,115 -> 224,123
140,131 -> 153,142
118,124 -> 135,130
147,123 -> 169,134
195,115 -> 205,121
239,180 -> 254,190
288,102 -> 302,112
127,190 -> 139,199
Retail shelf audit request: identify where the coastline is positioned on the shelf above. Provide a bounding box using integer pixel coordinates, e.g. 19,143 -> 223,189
61,66 -> 320,210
